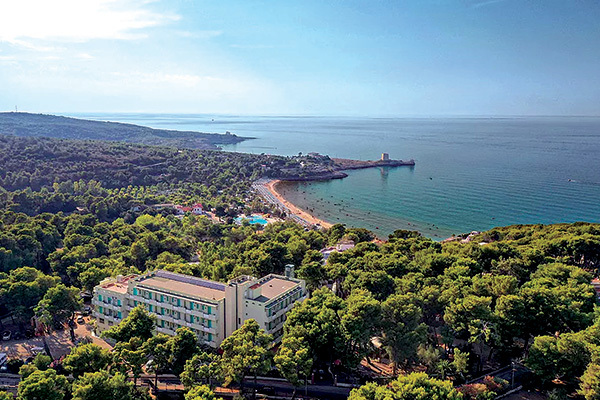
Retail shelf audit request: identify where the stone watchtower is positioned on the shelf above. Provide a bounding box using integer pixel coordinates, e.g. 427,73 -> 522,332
381,153 -> 390,161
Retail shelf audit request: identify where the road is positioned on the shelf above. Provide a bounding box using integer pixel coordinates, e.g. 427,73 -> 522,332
135,373 -> 353,399
247,377 -> 352,400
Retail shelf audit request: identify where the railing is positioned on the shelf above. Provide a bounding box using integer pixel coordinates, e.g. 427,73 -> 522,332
266,295 -> 305,322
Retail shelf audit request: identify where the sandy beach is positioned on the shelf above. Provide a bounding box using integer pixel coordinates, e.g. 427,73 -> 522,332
263,180 -> 333,229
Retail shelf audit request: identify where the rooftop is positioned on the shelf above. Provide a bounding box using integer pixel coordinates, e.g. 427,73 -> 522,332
135,270 -> 226,301
99,275 -> 137,294
249,276 -> 300,302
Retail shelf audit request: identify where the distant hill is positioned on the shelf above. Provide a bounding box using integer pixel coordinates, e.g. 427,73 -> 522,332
0,112 -> 250,150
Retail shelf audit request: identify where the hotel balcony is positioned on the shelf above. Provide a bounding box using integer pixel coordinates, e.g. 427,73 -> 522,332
92,299 -> 124,312
266,295 -> 306,322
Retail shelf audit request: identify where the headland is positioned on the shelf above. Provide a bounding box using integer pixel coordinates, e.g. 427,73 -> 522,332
0,112 -> 252,150
257,153 -> 414,229
268,152 -> 415,182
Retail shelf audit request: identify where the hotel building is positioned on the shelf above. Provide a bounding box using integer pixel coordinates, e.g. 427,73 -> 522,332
93,270 -> 306,347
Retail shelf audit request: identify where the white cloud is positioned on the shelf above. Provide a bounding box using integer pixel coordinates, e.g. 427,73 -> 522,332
0,0 -> 178,45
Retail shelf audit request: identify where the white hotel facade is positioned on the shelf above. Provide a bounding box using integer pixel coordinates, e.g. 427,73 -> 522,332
93,270 -> 306,347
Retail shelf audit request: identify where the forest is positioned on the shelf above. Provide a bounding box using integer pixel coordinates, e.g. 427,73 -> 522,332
1,133 -> 600,400
0,112 -> 249,150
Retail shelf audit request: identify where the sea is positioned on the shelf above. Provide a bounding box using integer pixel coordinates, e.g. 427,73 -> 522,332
70,113 -> 600,240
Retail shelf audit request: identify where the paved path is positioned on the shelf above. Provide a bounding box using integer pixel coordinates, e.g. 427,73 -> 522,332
0,316 -> 112,360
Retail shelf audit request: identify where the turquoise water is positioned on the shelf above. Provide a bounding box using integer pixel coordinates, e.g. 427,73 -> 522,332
71,114 -> 600,239
235,215 -> 268,225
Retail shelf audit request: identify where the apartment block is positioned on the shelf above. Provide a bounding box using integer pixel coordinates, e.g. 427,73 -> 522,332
92,270 -> 306,347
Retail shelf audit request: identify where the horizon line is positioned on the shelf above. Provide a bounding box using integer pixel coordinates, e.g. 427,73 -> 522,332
4,110 -> 600,119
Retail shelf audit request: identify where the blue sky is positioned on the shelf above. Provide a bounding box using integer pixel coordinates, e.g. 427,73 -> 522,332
0,0 -> 599,116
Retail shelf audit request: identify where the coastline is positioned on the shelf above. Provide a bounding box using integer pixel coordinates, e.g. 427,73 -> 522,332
258,179 -> 333,229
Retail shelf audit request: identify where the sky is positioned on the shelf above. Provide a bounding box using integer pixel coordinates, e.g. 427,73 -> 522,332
0,0 -> 599,116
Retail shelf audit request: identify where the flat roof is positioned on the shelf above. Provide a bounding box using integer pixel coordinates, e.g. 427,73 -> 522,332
99,275 -> 137,294
100,282 -> 128,294
251,277 -> 299,302
137,274 -> 226,301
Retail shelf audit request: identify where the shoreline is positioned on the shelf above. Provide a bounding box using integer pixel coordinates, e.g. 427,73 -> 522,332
258,180 -> 333,229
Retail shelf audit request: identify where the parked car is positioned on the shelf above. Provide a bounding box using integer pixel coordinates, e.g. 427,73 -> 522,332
76,316 -> 85,324
12,332 -> 22,340
1,330 -> 11,341
82,306 -> 92,316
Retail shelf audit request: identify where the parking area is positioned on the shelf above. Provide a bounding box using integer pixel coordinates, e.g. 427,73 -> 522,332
0,316 -> 112,360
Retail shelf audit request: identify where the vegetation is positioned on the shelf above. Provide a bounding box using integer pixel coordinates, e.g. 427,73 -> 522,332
2,129 -> 600,399
348,372 -> 462,400
0,112 -> 248,150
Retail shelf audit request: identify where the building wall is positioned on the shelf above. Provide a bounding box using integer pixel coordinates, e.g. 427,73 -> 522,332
92,286 -> 127,333
93,272 -> 306,347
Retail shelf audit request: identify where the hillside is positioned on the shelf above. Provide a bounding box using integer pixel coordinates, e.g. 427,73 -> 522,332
0,112 -> 249,150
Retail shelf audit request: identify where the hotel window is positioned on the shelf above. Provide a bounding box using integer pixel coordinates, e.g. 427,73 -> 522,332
98,306 -> 103,314
149,305 -> 153,312
117,311 -> 122,319
207,306 -> 212,315
98,294 -> 103,301
133,288 -> 138,296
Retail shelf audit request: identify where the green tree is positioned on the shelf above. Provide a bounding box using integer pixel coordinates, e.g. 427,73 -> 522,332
274,336 -> 313,399
184,385 -> 218,400
444,295 -> 496,370
143,334 -> 172,390
17,368 -> 69,400
36,284 -> 81,324
71,371 -> 143,400
220,319 -> 272,398
180,352 -> 222,390
169,327 -> 200,374
381,294 -> 427,374
579,363 -> 600,400
452,348 -> 470,381
526,333 -> 590,385
296,261 -> 327,292
0,391 -> 13,400
283,288 -> 348,366
64,343 -> 112,378
113,337 -> 146,385
32,354 -> 51,371
103,305 -> 155,342
341,290 -> 382,363
18,365 -> 38,380
348,372 -> 462,400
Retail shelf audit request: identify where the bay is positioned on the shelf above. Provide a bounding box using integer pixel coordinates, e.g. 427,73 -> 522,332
70,113 -> 600,239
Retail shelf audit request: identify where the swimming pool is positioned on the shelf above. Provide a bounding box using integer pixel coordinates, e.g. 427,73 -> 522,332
235,215 -> 268,225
